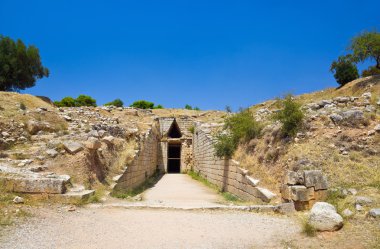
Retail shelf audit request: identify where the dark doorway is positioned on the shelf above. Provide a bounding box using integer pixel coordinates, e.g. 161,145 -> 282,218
168,120 -> 182,138
167,144 -> 181,173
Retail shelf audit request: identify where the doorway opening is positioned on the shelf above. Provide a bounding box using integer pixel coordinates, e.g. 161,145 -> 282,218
167,143 -> 181,173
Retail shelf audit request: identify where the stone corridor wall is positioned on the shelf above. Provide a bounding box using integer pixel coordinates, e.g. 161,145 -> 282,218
113,126 -> 159,191
193,123 -> 276,202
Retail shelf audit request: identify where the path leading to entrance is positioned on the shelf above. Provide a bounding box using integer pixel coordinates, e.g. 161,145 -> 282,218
0,208 -> 300,249
142,174 -> 223,208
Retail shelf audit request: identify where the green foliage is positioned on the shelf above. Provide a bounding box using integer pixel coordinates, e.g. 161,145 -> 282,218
130,100 -> 154,109
330,55 -> 359,86
188,126 -> 195,134
54,95 -> 96,107
214,109 -> 262,158
194,107 -> 200,111
75,95 -> 97,107
349,31 -> 380,69
273,95 -> 304,138
214,134 -> 236,158
185,104 -> 192,110
302,220 -> 317,237
0,35 -> 49,91
225,105 -> 232,113
105,98 -> 123,107
153,104 -> 164,109
362,65 -> 380,77
19,102 -> 26,110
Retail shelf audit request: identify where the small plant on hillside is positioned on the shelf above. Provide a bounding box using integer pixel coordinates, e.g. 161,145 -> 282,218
130,100 -> 154,109
105,98 -> 123,107
361,66 -> 380,77
214,108 -> 262,158
188,126 -> 195,134
19,102 -> 26,110
153,104 -> 164,109
185,104 -> 192,110
330,55 -> 359,86
302,219 -> 316,237
273,95 -> 304,138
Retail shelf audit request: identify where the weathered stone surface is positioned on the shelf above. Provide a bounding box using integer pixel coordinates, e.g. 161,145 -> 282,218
303,170 -> 328,190
13,196 -> 24,204
63,141 -> 83,154
254,187 -> 276,203
342,208 -> 354,217
85,137 -> 101,150
102,135 -> 115,145
0,176 -> 67,194
368,208 -> 380,218
274,202 -> 296,214
330,114 -> 343,124
88,130 -> 99,138
355,196 -> 373,206
308,202 -> 343,231
27,120 -> 54,135
340,110 -> 364,121
245,176 -> 260,187
283,170 -> 304,185
46,149 -> 59,158
290,185 -> 314,201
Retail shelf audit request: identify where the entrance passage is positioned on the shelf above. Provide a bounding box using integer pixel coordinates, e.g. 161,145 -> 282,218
167,144 -> 181,173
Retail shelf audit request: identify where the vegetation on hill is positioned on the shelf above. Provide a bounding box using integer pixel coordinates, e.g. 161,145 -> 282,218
0,35 -> 49,91
130,100 -> 163,109
54,95 -> 97,107
273,94 -> 305,137
105,98 -> 123,107
331,30 -> 380,86
214,109 -> 262,158
185,104 -> 200,110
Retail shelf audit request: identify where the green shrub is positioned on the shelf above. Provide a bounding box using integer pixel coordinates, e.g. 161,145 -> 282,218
130,100 -> 154,109
19,102 -> 26,110
330,55 -> 359,86
75,95 -> 97,107
302,220 -> 316,237
273,95 -> 304,137
194,107 -> 200,111
362,66 -> 380,77
214,108 -> 262,158
185,104 -> 192,110
153,104 -> 164,109
105,98 -> 123,107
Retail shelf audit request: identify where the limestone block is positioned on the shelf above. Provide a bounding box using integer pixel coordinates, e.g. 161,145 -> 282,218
303,170 -> 328,190
283,170 -> 304,185
280,184 -> 292,200
1,176 -> 67,194
314,190 -> 327,201
290,185 -> 314,201
245,176 -> 260,187
63,141 -> 83,154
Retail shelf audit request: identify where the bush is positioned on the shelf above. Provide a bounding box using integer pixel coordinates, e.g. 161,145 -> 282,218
105,98 -> 123,107
54,95 -> 96,107
362,66 -> 380,77
75,95 -> 97,107
130,100 -> 154,109
185,104 -> 192,110
214,108 -> 262,158
273,95 -> 304,137
153,104 -> 164,109
330,55 -> 359,86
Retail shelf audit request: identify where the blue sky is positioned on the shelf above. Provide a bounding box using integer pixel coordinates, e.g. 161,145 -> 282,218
1,0 -> 379,110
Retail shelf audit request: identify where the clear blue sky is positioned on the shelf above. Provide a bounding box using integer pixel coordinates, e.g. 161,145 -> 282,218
1,0 -> 379,110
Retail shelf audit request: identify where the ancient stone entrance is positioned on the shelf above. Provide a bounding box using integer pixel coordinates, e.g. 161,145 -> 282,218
167,143 -> 181,173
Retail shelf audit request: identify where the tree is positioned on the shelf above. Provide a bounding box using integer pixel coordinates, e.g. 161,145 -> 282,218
184,104 -> 192,110
349,31 -> 380,69
54,97 -> 76,107
153,104 -> 164,109
273,94 -> 304,138
361,66 -> 380,77
130,100 -> 154,109
330,55 -> 359,86
0,35 -> 49,91
75,95 -> 97,107
105,98 -> 123,107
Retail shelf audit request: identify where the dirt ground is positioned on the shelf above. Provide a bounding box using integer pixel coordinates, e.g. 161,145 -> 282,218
0,207 -> 300,249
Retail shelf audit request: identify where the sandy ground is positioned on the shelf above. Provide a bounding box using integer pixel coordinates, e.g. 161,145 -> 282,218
0,208 -> 300,249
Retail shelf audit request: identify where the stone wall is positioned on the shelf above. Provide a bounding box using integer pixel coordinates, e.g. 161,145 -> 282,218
192,123 -> 276,202
113,126 -> 159,191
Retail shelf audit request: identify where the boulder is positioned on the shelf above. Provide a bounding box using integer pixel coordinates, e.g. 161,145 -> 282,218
340,110 -> 364,121
274,202 -> 296,214
85,137 -> 102,150
368,208 -> 380,218
362,92 -> 371,99
88,130 -> 99,138
374,124 -> 380,132
46,149 -> 59,158
355,196 -> 373,206
330,114 -> 343,124
13,196 -> 24,204
342,208 -> 354,217
283,170 -> 304,185
308,202 -> 343,231
63,141 -> 83,154
102,135 -> 115,145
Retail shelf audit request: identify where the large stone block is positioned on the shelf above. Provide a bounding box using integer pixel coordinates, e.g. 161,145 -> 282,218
283,170 -> 304,185
303,170 -> 328,190
0,176 -> 67,194
290,185 -> 314,201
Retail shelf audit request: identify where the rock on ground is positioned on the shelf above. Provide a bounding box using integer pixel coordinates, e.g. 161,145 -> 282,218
308,202 -> 343,231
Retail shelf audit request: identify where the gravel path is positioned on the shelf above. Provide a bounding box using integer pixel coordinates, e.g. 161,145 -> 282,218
0,207 -> 300,249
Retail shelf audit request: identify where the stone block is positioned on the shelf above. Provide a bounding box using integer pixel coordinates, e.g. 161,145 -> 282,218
283,170 -> 304,185
290,185 -> 314,201
314,190 -> 327,201
280,184 -> 292,200
303,170 -> 328,190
